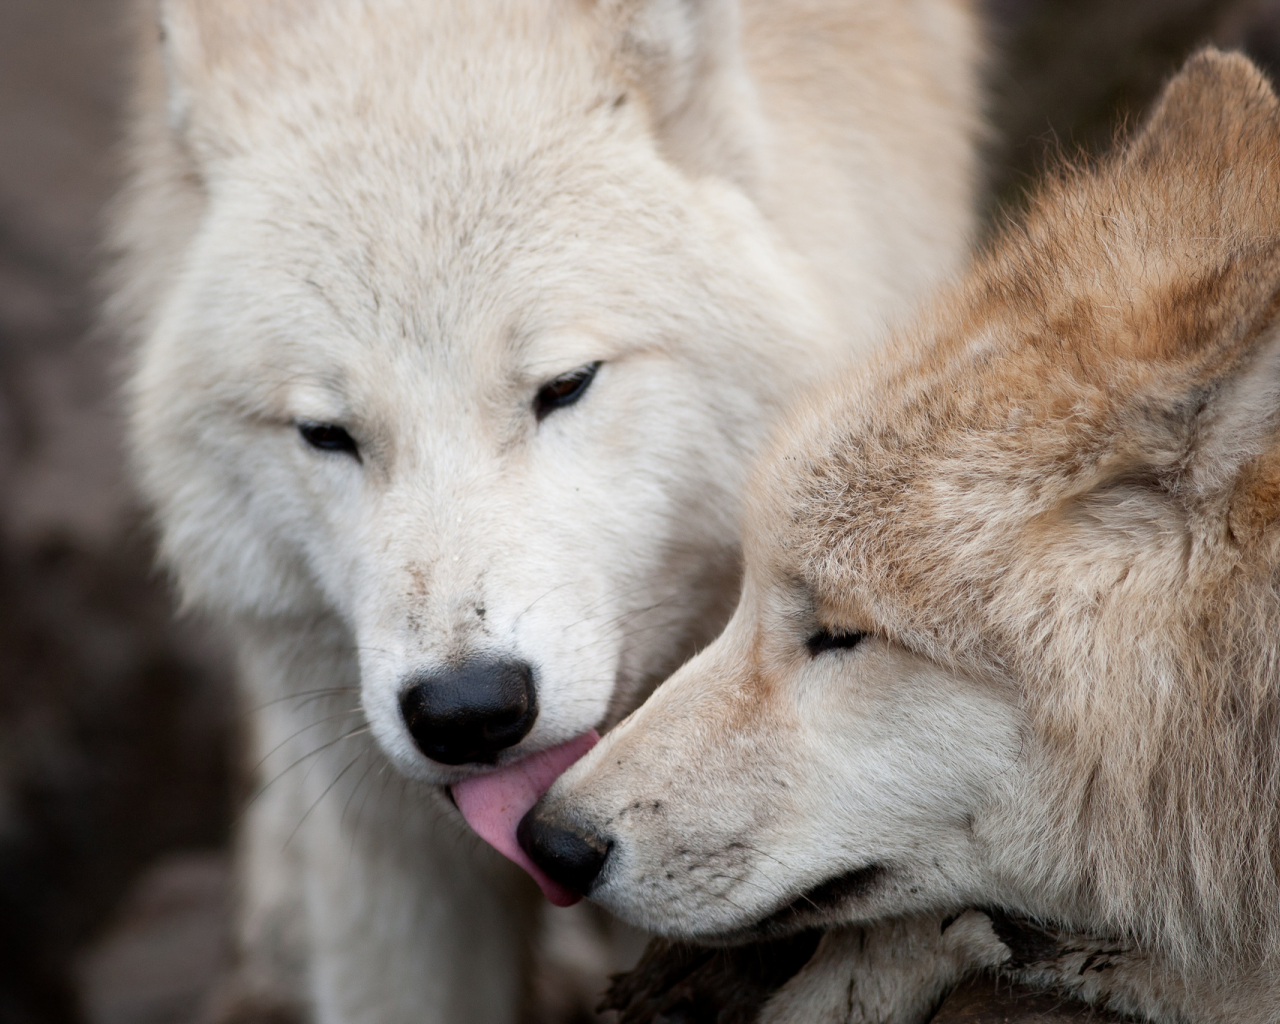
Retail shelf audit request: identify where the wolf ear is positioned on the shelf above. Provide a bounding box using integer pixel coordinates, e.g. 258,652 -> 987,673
157,0 -> 311,158
1208,327 -> 1280,542
1078,324 -> 1280,545
1114,51 -> 1280,538
1126,48 -> 1280,176
156,0 -> 216,140
603,0 -> 765,191
156,0 -> 253,157
1124,320 -> 1280,542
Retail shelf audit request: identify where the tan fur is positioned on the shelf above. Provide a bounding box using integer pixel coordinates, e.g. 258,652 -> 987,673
541,50 -> 1280,1022
772,49 -> 1280,972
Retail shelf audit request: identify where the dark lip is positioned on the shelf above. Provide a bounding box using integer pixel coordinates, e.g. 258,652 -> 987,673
687,864 -> 886,946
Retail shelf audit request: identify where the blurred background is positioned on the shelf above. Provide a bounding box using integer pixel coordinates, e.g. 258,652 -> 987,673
2,1 -> 1280,1022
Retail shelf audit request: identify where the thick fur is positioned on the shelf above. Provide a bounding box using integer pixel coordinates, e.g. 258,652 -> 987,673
539,50 -> 1280,1022
109,0 -> 982,1021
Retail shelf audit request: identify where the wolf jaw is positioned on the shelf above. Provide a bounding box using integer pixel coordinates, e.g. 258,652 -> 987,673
530,49 -> 1280,1023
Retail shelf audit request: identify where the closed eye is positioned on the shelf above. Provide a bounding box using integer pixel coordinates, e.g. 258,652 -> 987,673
534,361 -> 601,421
298,422 -> 361,460
806,629 -> 865,656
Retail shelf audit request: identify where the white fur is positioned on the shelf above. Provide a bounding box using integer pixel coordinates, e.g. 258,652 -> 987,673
113,0 -> 982,1019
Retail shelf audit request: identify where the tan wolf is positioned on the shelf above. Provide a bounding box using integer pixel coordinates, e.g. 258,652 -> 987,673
524,50 -> 1280,1023
109,0 -> 982,1020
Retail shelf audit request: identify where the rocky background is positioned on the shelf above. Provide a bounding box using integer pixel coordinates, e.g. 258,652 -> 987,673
0,3 -> 232,1022
1,1 -> 1278,1023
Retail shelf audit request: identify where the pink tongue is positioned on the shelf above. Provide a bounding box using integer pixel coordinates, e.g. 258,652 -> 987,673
451,730 -> 599,907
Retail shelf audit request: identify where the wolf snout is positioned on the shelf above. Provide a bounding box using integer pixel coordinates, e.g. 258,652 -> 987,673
517,800 -> 611,897
398,659 -> 538,765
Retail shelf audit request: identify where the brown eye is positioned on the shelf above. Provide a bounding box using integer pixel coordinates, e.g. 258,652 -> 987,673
534,362 -> 601,421
806,629 -> 865,656
298,422 -> 360,460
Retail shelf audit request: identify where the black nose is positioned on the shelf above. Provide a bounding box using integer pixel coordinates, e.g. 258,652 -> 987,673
399,659 -> 537,765
517,799 -> 610,897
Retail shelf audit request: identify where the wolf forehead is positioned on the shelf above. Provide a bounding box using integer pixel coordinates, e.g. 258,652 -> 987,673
750,52 -> 1280,642
175,3 -> 703,259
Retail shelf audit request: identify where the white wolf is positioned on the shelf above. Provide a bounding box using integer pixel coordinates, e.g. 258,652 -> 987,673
111,0 -> 982,1020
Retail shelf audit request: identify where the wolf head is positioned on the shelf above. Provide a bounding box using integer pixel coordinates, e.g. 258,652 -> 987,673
530,50 -> 1280,969
120,0 -> 855,784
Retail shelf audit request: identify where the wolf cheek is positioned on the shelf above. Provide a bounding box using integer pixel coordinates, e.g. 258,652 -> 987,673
529,602 -> 1019,939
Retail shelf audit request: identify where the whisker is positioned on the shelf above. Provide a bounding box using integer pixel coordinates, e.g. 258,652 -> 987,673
246,686 -> 360,715
340,749 -> 382,829
284,745 -> 373,850
246,723 -> 372,812
250,707 -> 366,777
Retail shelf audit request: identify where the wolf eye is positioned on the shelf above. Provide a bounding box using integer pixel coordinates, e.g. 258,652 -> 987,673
534,362 -> 601,421
298,422 -> 360,460
806,629 -> 865,656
